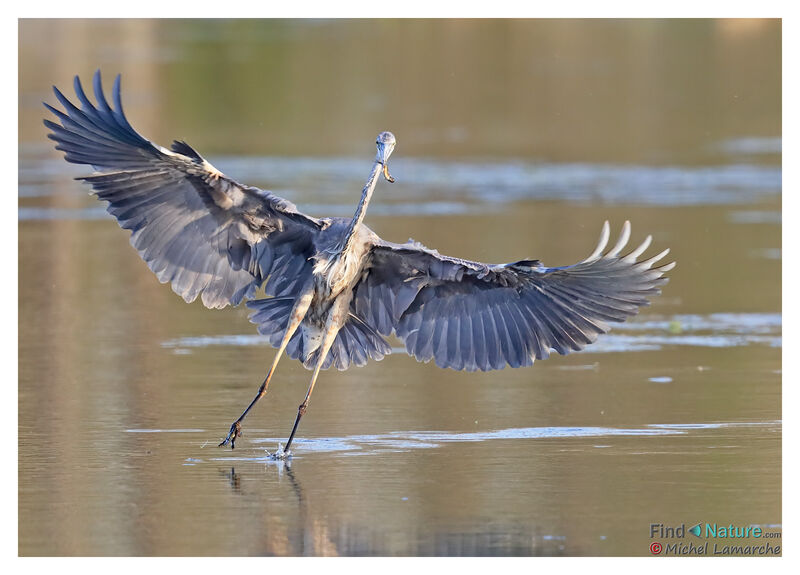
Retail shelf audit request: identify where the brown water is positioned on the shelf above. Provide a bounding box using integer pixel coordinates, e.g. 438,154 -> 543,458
19,19 -> 781,556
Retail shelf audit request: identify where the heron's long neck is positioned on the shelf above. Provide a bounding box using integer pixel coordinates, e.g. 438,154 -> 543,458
341,161 -> 381,254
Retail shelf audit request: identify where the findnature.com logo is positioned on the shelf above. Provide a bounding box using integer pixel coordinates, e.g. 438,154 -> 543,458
649,522 -> 781,556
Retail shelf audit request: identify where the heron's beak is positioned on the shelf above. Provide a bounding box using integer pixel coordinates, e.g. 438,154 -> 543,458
377,142 -> 396,183
382,162 -> 395,183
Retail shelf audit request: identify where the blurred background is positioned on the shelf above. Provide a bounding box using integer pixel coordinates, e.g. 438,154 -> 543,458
19,19 -> 781,556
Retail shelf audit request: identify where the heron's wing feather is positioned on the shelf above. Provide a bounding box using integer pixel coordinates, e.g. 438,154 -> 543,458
354,221 -> 675,371
44,71 -> 322,309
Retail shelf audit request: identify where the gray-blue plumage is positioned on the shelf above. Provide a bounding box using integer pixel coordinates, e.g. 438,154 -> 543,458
45,70 -> 675,454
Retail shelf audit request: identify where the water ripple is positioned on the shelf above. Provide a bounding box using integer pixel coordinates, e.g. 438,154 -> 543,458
716,137 -> 782,156
19,154 -> 781,217
216,156 -> 783,207
160,312 -> 782,354
204,420 -> 781,458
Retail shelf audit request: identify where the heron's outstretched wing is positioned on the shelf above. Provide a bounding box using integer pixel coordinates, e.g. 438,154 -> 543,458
44,70 -> 323,309
352,221 -> 675,371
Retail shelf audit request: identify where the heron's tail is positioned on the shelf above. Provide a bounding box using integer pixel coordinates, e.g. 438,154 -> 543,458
248,298 -> 391,371
247,297 -> 297,349
301,314 -> 392,371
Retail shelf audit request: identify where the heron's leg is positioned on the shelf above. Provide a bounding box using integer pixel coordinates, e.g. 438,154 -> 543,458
280,298 -> 348,455
219,288 -> 314,449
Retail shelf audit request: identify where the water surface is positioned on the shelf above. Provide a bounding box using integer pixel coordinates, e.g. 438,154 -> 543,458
18,19 -> 781,556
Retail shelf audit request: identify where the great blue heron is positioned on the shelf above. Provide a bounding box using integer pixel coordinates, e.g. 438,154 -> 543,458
45,71 -> 674,458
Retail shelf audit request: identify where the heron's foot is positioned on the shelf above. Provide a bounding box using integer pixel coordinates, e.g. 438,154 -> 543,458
219,420 -> 243,449
267,443 -> 292,460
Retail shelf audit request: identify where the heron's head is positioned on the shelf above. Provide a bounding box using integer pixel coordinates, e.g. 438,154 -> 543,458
375,131 -> 396,183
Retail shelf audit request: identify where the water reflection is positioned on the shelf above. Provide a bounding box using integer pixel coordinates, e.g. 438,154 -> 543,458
158,312 -> 782,356
198,418 -> 779,556
19,19 -> 782,165
213,457 -> 571,556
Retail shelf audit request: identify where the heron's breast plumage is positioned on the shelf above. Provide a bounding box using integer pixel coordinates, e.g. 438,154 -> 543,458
312,222 -> 374,297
